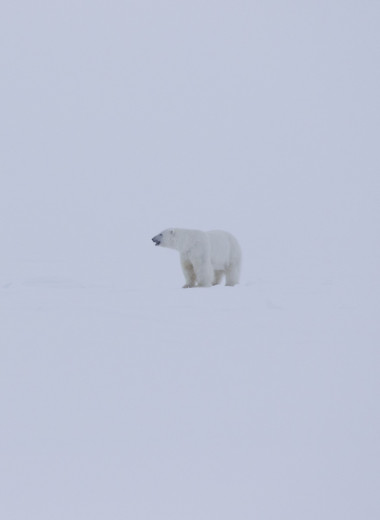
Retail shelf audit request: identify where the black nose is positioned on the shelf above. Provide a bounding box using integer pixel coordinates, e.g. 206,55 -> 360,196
152,235 -> 161,245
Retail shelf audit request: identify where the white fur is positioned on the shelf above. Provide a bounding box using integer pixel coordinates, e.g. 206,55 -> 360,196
152,228 -> 241,288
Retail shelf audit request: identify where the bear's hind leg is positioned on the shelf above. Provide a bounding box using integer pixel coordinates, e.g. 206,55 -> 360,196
225,263 -> 240,286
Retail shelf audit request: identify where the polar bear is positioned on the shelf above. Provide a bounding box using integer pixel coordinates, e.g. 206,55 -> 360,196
152,228 -> 241,288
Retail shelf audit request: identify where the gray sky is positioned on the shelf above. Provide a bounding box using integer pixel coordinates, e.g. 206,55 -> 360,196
1,1 -> 379,286
1,4 -> 379,519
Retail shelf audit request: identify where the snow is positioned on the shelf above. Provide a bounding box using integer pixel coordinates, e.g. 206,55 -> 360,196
1,2 -> 379,519
1,264 -> 379,519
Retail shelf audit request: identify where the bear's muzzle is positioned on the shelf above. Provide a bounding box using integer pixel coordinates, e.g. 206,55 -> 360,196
152,234 -> 162,246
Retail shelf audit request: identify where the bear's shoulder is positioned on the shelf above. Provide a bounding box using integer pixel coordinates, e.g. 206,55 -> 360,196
175,228 -> 208,250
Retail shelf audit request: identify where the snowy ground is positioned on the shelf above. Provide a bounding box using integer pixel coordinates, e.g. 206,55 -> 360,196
1,259 -> 379,519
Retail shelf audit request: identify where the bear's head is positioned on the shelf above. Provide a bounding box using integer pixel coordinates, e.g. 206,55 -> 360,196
152,228 -> 176,249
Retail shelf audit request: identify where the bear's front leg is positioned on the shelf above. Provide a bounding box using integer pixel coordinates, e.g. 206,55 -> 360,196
180,257 -> 196,288
192,258 -> 213,288
213,270 -> 224,286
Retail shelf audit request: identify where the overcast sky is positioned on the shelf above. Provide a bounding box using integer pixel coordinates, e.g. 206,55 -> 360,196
1,4 -> 379,519
1,1 -> 379,285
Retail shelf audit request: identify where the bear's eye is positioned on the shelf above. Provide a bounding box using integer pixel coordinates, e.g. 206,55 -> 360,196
170,229 -> 174,235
